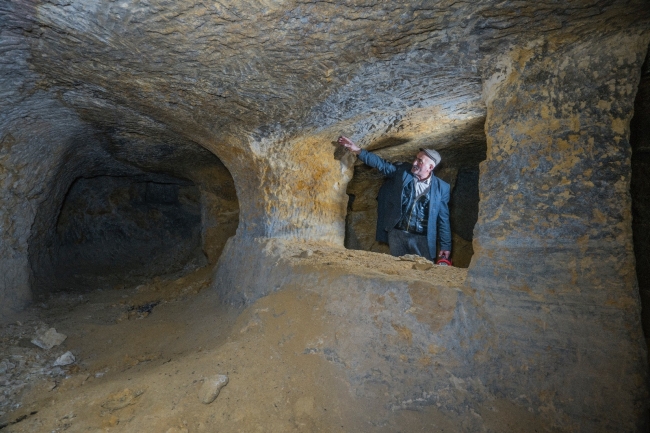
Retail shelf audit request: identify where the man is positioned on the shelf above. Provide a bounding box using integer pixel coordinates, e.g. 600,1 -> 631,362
338,136 -> 451,263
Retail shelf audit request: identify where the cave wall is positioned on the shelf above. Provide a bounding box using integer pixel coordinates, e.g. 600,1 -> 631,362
1,1 -> 105,312
199,179 -> 239,265
0,3 -> 110,314
98,137 -> 241,268
0,103 -> 95,315
469,31 -> 650,430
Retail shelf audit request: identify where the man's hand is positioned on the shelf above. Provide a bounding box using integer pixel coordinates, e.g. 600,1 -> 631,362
438,250 -> 451,260
338,136 -> 361,154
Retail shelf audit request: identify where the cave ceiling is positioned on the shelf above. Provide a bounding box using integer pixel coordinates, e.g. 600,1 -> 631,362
4,0 -> 646,170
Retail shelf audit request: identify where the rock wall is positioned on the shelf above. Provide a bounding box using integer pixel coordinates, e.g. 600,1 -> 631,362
0,1 -> 111,315
469,30 -> 650,431
215,240 -> 495,426
216,130 -> 353,243
0,2 -> 119,313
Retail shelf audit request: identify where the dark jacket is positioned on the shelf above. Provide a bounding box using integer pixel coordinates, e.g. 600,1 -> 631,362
358,149 -> 452,258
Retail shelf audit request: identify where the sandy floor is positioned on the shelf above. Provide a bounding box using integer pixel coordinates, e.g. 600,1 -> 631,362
0,248 -> 558,433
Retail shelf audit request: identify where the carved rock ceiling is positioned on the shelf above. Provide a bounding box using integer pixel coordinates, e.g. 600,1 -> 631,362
3,1 -> 645,164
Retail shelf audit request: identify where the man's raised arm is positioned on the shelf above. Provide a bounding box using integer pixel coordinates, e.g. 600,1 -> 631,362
337,136 -> 397,178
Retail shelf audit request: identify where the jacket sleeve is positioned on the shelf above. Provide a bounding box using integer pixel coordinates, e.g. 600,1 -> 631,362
358,149 -> 398,178
437,182 -> 452,251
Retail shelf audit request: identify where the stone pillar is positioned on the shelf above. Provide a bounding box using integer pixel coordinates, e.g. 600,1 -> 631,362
218,131 -> 352,243
0,106 -> 92,317
212,130 -> 354,304
468,32 -> 650,431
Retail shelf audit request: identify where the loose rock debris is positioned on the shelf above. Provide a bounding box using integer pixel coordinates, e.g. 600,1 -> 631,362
53,352 -> 75,367
30,328 -> 66,350
117,301 -> 161,321
412,262 -> 434,271
0,321 -> 72,421
135,302 -> 159,315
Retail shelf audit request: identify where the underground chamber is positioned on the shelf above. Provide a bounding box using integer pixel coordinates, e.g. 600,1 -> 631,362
46,174 -> 204,292
26,150 -> 240,299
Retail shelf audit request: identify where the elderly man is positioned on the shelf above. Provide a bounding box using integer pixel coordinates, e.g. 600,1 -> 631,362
338,136 -> 451,263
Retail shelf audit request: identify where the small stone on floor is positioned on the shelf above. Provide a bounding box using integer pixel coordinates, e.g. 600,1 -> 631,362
53,351 -> 76,367
31,328 -> 67,350
199,374 -> 229,404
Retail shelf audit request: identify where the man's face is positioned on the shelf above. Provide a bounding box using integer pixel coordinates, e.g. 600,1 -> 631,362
411,152 -> 435,180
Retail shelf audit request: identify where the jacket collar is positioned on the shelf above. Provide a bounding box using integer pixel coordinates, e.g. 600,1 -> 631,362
404,168 -> 438,186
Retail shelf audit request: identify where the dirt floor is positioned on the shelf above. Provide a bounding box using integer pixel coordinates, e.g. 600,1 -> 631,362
0,247 -> 559,433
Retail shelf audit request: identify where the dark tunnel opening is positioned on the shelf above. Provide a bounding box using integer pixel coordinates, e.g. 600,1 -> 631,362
447,166 -> 480,267
631,45 -> 650,342
49,175 -> 205,293
24,135 -> 241,301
